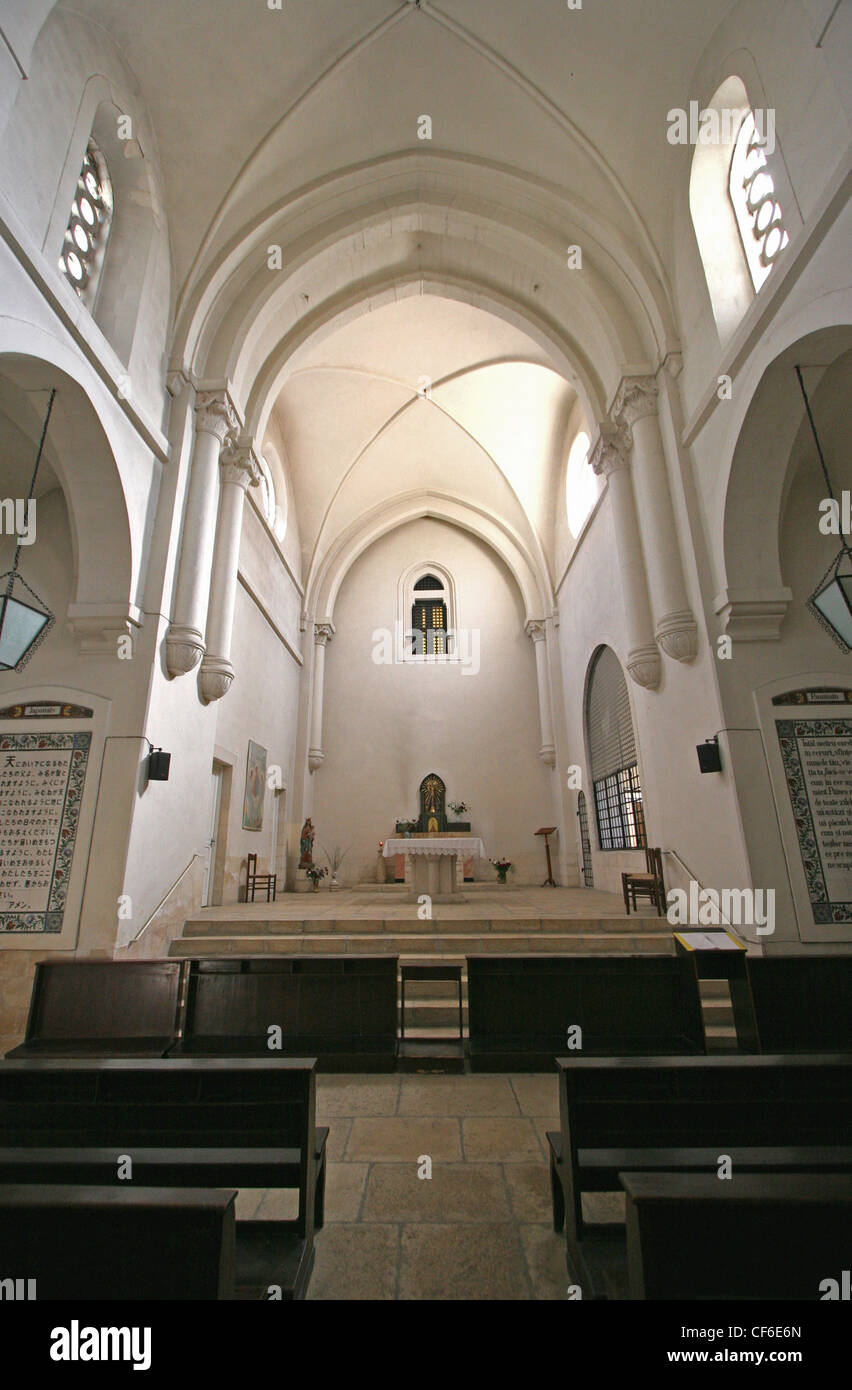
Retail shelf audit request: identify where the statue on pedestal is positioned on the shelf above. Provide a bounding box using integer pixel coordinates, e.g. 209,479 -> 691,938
299,817 -> 315,867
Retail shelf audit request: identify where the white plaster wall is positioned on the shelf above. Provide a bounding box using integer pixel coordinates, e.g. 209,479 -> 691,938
313,517 -> 552,885
556,487 -> 748,900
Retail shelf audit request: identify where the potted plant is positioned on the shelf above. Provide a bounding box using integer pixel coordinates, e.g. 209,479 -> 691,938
306,865 -> 327,892
490,857 -> 513,885
323,844 -> 350,891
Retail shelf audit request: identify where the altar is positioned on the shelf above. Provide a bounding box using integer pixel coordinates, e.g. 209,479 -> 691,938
382,836 -> 487,903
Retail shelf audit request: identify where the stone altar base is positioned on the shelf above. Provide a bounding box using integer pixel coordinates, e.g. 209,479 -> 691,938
293,867 -> 315,893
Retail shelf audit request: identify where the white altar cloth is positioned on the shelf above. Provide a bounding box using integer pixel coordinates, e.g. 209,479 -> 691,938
382,837 -> 487,858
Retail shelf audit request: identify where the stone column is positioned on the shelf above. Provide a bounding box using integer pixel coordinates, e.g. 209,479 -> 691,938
525,619 -> 557,766
308,621 -> 335,772
590,424 -> 661,689
199,441 -> 259,703
166,390 -> 239,677
612,376 -> 698,662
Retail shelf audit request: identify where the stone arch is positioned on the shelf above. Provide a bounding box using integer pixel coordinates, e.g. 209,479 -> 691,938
716,309 -> 852,639
309,492 -> 549,627
0,350 -> 135,632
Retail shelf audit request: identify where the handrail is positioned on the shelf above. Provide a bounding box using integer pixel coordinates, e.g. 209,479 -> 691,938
661,848 -> 733,928
126,853 -> 205,943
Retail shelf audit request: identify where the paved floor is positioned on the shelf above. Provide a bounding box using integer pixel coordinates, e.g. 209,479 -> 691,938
196,885 -> 659,922
236,1072 -> 626,1300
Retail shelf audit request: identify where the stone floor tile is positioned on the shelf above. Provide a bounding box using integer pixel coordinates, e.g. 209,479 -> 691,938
398,1223 -> 531,1300
320,1118 -> 352,1162
316,1076 -> 400,1117
307,1225 -> 399,1301
234,1189 -> 265,1219
397,1075 -> 518,1116
510,1075 -> 559,1116
346,1116 -> 462,1162
362,1162 -> 509,1222
324,1162 -> 369,1221
503,1162 -> 554,1223
462,1116 -> 543,1162
519,1224 -> 572,1300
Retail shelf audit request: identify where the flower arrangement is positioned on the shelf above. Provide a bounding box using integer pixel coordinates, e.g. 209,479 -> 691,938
322,844 -> 349,891
490,857 -> 513,884
306,864 -> 327,890
395,818 -> 417,835
448,800 -> 469,816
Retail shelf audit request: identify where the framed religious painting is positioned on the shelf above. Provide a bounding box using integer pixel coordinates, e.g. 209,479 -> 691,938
242,739 -> 267,831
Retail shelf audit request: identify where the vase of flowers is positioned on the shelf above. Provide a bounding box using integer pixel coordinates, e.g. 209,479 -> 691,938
448,800 -> 469,817
306,865 -> 327,891
395,819 -> 416,837
490,857 -> 512,884
322,844 -> 349,891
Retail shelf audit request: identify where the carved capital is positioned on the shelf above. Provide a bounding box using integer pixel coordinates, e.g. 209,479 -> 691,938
525,619 -> 547,644
166,624 -> 204,676
308,748 -> 325,772
590,422 -> 631,477
195,390 -> 239,446
626,643 -> 662,689
612,375 -> 659,428
713,587 -> 793,642
199,655 -> 235,703
314,621 -> 336,646
219,439 -> 260,491
656,610 -> 699,662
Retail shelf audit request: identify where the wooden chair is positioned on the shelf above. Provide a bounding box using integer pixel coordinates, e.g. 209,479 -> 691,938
622,846 -> 665,915
246,852 -> 277,902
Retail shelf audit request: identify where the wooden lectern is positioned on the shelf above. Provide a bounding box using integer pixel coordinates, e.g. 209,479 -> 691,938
535,826 -> 557,887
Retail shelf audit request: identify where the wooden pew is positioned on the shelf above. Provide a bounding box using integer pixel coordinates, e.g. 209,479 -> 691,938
0,1058 -> 327,1300
467,956 -> 705,1071
170,956 -> 399,1072
5,961 -> 183,1059
746,956 -> 852,1053
547,1054 -> 852,1292
0,1184 -> 240,1300
622,1172 -> 852,1300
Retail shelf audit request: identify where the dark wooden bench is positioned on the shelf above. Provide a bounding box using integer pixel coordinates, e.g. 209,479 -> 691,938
747,956 -> 852,1053
547,1055 -> 852,1292
0,1184 -> 241,1300
467,956 -> 705,1070
169,956 -> 399,1071
5,960 -> 183,1059
0,1058 -> 327,1300
622,1172 -> 852,1300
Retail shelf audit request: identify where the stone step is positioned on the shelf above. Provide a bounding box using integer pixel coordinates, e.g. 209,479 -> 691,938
702,998 -> 735,1025
401,999 -> 469,1028
169,932 -> 674,958
180,915 -> 666,937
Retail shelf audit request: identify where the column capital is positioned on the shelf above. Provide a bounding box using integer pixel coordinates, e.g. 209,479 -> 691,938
612,375 -> 659,428
525,618 -> 548,643
314,621 -> 336,646
219,437 -> 261,490
626,643 -> 662,689
195,389 -> 240,445
589,422 -> 631,477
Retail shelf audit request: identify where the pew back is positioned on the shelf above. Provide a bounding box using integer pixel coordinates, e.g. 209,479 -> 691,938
747,957 -> 852,1053
468,956 -> 705,1069
6,961 -> 183,1057
0,1184 -> 237,1300
176,957 -> 399,1070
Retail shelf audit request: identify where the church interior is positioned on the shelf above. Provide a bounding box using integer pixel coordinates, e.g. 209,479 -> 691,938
0,0 -> 851,1321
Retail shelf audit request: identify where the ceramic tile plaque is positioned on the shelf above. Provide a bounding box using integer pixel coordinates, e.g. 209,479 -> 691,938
776,718 -> 852,925
0,731 -> 91,933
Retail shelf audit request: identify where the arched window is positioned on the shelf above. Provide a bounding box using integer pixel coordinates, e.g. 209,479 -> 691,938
729,110 -> 789,291
58,140 -> 113,304
565,430 -> 599,538
411,573 -> 449,655
397,562 -> 458,663
585,646 -> 646,850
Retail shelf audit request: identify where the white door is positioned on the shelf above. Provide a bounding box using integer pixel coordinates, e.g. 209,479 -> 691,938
204,767 -> 223,906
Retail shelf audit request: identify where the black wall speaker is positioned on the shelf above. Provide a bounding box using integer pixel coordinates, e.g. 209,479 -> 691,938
148,748 -> 171,781
696,738 -> 722,774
